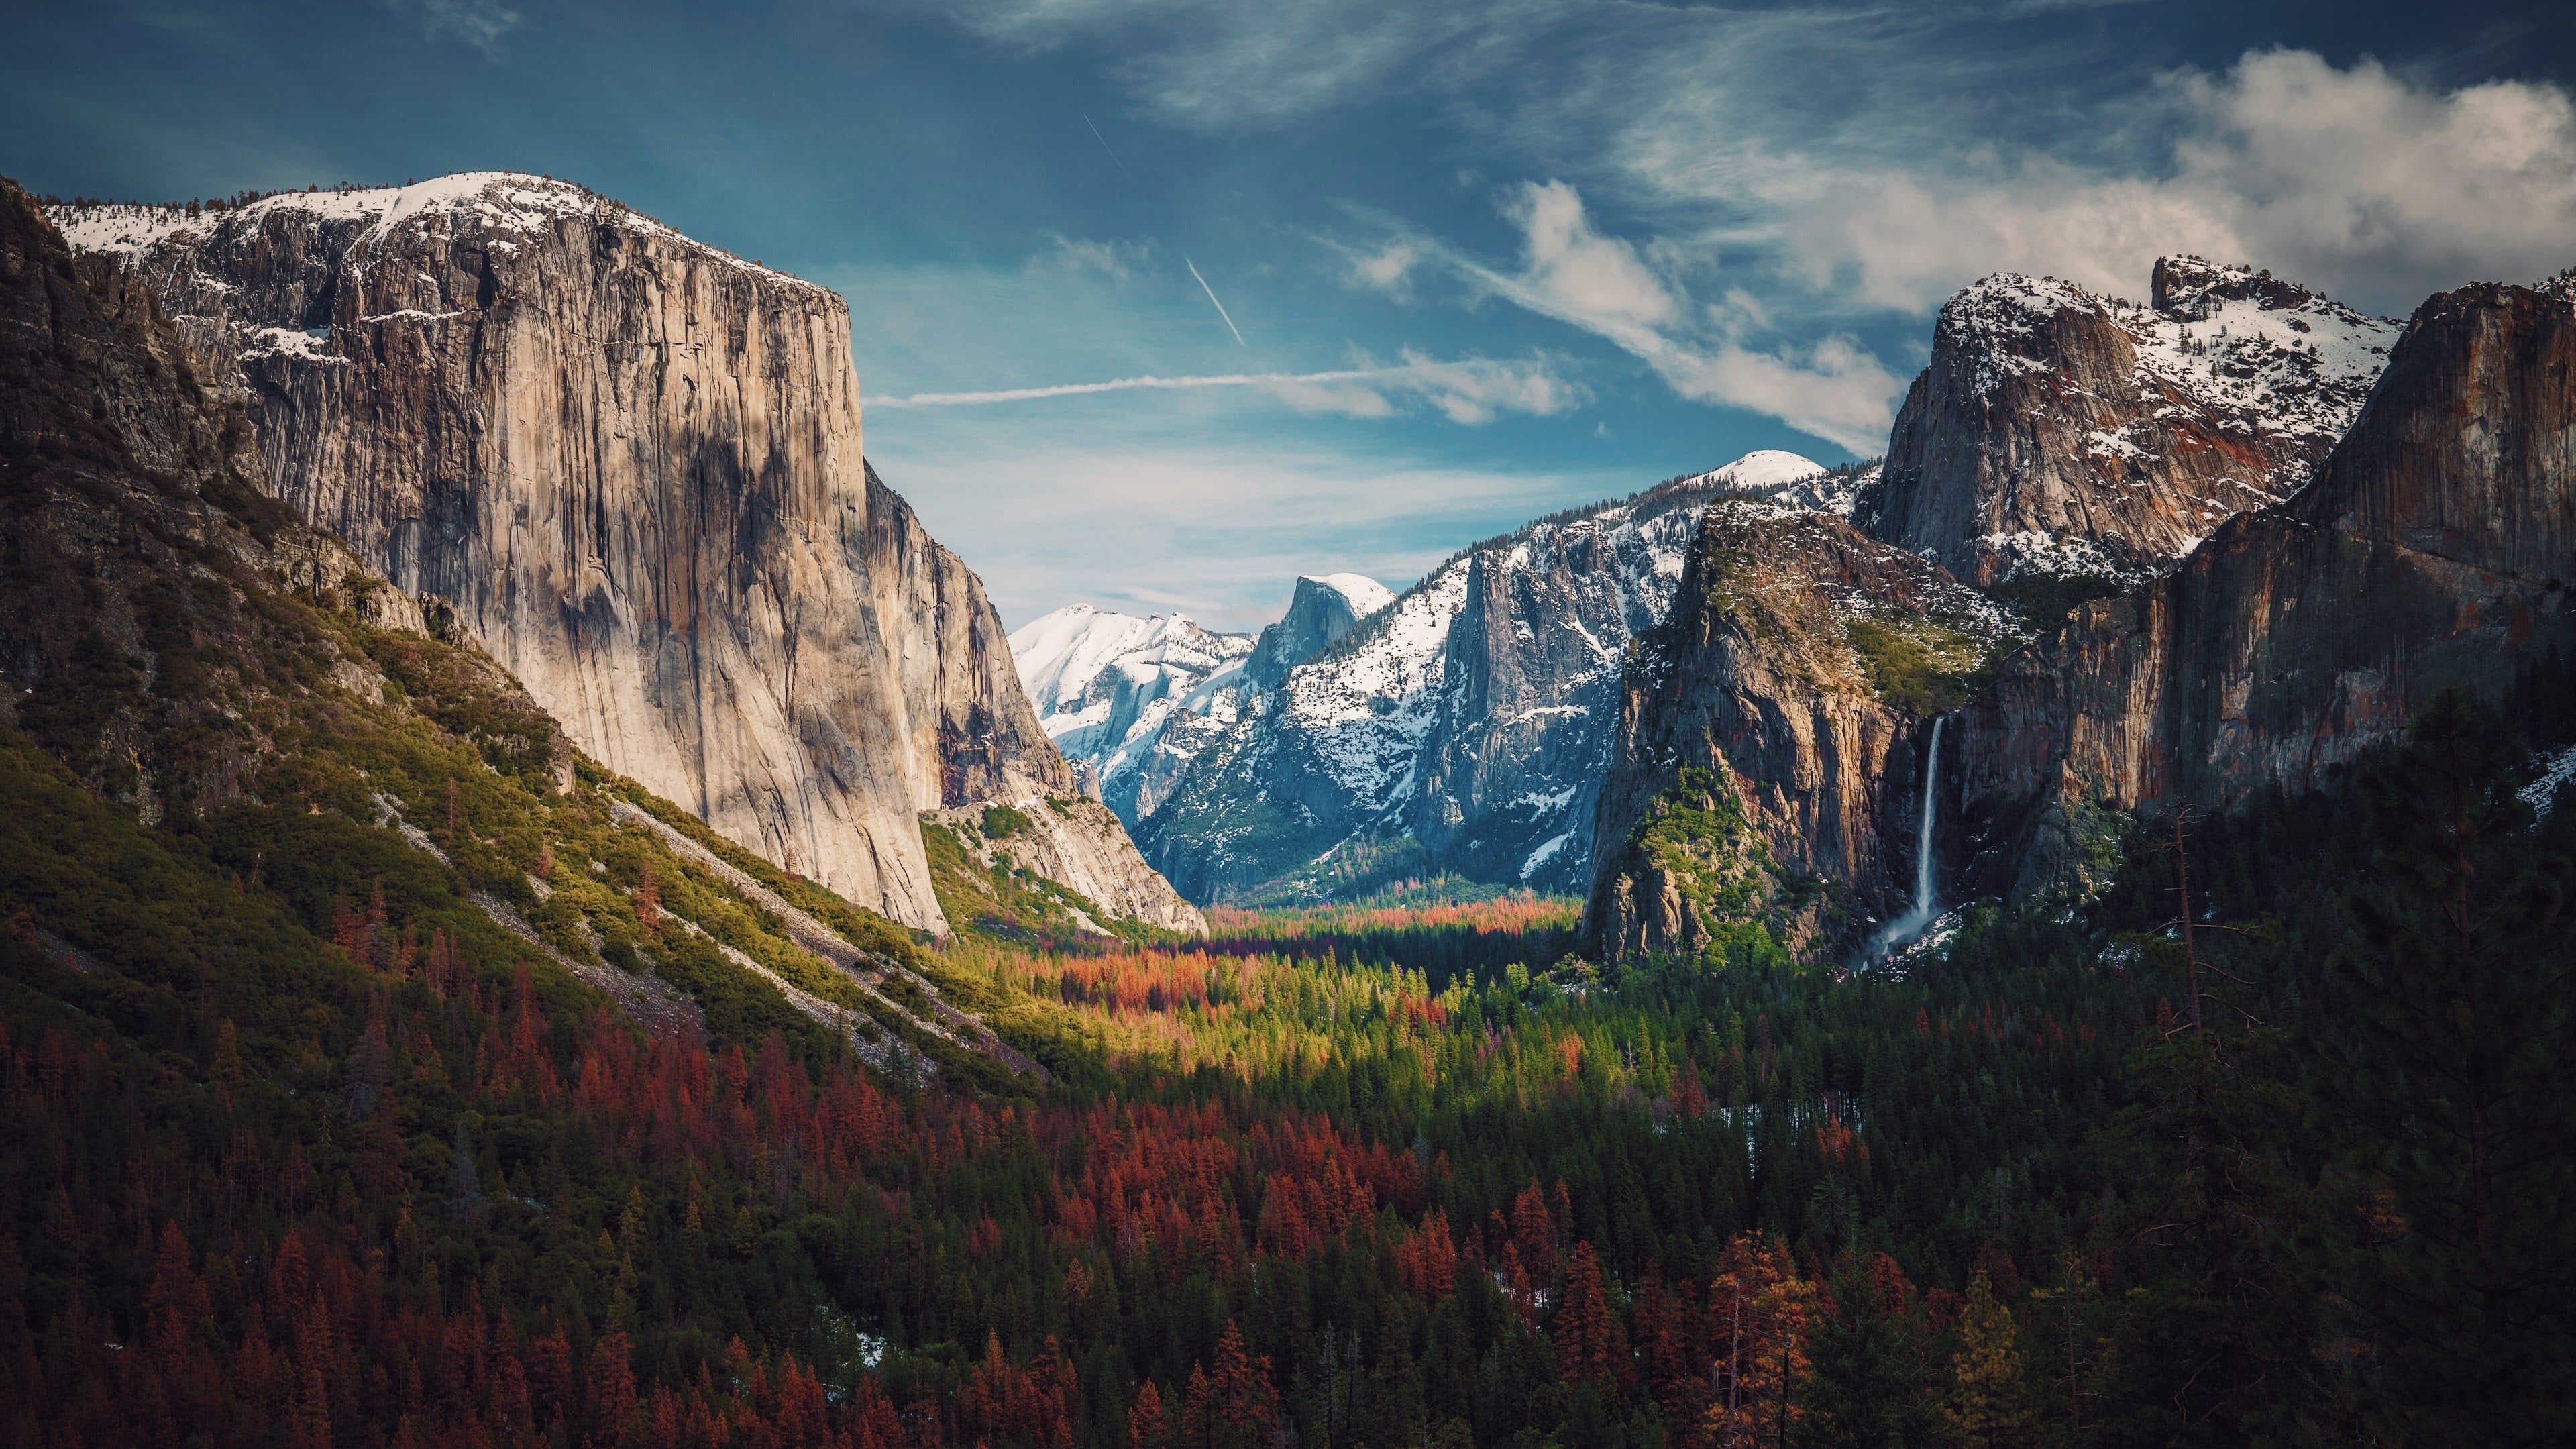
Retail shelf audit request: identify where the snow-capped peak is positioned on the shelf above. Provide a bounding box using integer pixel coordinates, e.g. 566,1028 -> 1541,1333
1009,605 -> 1244,714
1682,449 -> 1829,495
1009,605 -> 1255,812
1303,573 -> 1397,619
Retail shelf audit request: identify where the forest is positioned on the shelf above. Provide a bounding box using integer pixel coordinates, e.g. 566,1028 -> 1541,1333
4,629 -> 2571,1449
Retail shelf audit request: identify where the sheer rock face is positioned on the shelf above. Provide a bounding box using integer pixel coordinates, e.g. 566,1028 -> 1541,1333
45,175 -> 1159,934
1244,574 -> 1389,689
1580,504 -> 2016,959
1953,280 -> 2576,898
1859,258 -> 2398,588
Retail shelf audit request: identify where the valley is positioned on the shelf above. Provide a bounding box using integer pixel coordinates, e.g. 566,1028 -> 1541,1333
1,160 -> 2570,1449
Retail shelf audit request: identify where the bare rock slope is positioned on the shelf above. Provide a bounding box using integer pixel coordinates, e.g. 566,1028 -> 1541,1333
50,174 -> 1193,933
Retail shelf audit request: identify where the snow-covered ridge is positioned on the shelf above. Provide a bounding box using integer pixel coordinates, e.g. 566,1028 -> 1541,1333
1008,604 -> 1254,807
1945,264 -> 2398,473
1680,449 -> 1825,495
48,172 -> 829,296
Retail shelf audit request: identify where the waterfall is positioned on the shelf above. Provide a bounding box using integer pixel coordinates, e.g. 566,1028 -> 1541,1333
1874,716 -> 1945,958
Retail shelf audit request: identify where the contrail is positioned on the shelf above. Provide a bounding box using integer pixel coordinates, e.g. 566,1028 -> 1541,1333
872,368 -> 1387,409
1185,254 -> 1248,346
1080,113 -> 1138,185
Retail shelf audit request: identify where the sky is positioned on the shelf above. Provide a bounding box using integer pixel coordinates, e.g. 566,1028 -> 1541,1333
8,1 -> 2576,631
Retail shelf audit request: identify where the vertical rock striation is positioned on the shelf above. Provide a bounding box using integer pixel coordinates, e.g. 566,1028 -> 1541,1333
48,175 -> 1187,933
1953,278 -> 2576,898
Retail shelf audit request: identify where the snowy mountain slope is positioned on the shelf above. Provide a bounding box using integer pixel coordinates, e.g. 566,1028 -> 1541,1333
1135,458 -> 1809,902
1008,604 -> 1253,818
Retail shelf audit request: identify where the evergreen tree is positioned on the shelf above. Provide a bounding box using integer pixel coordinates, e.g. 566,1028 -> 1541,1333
1794,1251 -> 1934,1448
1937,1270 -> 2033,1449
2315,690 -> 2576,1444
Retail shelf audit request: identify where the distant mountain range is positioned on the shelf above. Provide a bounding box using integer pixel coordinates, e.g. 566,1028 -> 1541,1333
1016,450 -> 1878,902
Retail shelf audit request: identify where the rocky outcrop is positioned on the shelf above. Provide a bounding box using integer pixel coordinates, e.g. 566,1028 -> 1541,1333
1244,574 -> 1393,688
48,174 -> 1179,934
923,796 -> 1208,934
1581,502 -> 2017,960
0,173 -> 356,818
1858,258 -> 2398,592
1953,278 -> 2576,898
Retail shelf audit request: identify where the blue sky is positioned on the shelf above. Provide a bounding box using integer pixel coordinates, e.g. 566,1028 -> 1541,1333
9,0 -> 2575,629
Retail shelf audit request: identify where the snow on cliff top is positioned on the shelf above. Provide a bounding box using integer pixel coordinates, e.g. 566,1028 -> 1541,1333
1303,573 -> 1397,619
1944,262 -> 2399,459
48,172 -> 826,293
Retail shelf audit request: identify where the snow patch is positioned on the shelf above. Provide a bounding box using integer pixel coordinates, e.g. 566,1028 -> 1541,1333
2524,745 -> 2576,819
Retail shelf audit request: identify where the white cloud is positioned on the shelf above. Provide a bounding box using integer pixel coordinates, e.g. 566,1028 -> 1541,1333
1394,347 -> 1585,425
1336,237 -> 1425,297
1574,44 -> 2576,317
1031,231 -> 1155,281
1502,180 -> 1678,327
1387,182 -> 1902,450
1746,53 -> 2576,315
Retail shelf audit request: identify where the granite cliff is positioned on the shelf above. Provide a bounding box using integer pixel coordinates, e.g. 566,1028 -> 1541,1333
1953,276 -> 2576,898
1580,502 -> 2016,960
1858,257 -> 2398,596
50,174 -> 1193,934
1584,262 -> 2569,962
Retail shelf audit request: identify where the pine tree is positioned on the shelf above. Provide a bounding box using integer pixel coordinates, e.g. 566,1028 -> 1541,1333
1939,1269 -> 2035,1448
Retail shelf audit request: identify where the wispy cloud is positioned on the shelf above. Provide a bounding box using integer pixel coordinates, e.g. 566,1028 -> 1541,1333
871,352 -> 1582,424
1030,232 -> 1155,281
1362,181 -> 1902,451
378,0 -> 521,57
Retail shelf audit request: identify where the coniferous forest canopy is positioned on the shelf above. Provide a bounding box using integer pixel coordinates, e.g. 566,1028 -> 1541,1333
7,12 -> 2576,1444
